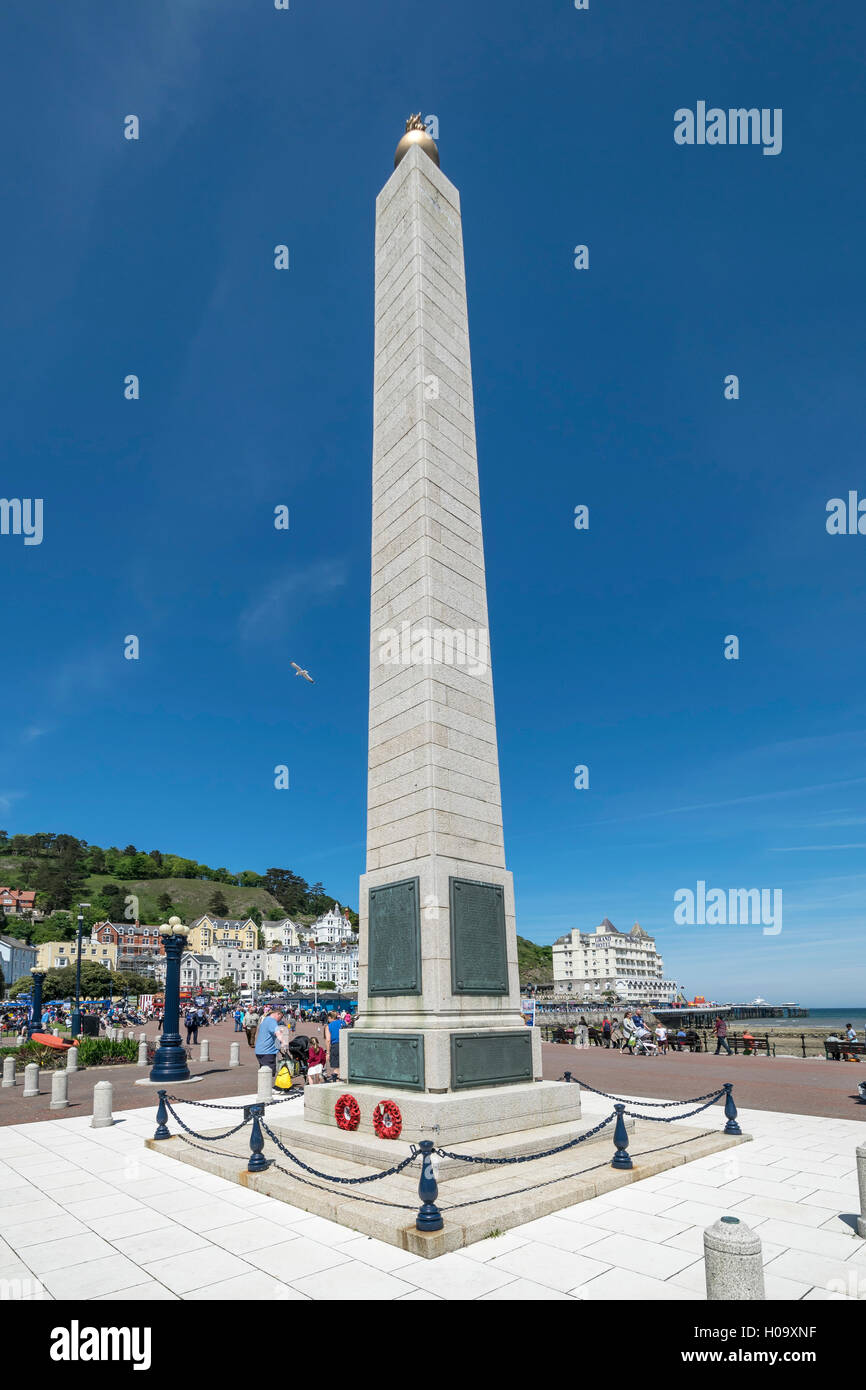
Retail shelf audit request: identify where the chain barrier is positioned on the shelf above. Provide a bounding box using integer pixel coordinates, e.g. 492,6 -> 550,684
624,1092 -> 725,1123
268,1160 -> 419,1211
439,1128 -> 717,1210
560,1074 -> 724,1107
435,1110 -> 616,1165
259,1116 -> 421,1185
163,1097 -> 252,1143
164,1088 -> 304,1111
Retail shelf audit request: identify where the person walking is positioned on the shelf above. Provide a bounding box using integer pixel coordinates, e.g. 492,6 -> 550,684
601,1015 -> 612,1048
244,1005 -> 260,1049
654,1022 -> 668,1055
185,1009 -> 199,1046
326,1012 -> 344,1076
254,1007 -> 286,1081
714,1015 -> 732,1055
621,1011 -> 637,1054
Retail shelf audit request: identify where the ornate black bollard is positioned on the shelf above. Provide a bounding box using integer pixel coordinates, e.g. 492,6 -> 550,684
611,1102 -> 633,1170
247,1103 -> 269,1173
564,1071 -> 572,1083
723,1082 -> 742,1136
416,1139 -> 444,1232
154,1089 -> 170,1141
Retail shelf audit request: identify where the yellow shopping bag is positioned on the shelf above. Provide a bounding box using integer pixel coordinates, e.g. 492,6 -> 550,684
274,1063 -> 294,1090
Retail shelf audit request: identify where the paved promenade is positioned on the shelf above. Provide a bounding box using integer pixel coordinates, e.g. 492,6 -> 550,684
0,1083 -> 863,1301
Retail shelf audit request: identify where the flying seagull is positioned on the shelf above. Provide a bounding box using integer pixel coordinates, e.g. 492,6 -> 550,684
291,661 -> 315,684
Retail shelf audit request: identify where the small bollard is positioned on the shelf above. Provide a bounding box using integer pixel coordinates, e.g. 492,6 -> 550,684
2,1056 -> 16,1087
229,1042 -> 240,1068
91,1080 -> 114,1128
154,1089 -> 170,1141
611,1102 -> 633,1169
66,1045 -> 78,1073
416,1139 -> 444,1232
23,1063 -> 40,1098
16,1033 -> 26,1047
704,1216 -> 765,1299
200,1039 -> 210,1062
137,1037 -> 148,1066
856,1142 -> 866,1238
723,1082 -> 742,1136
563,1070 -> 572,1083
257,1065 -> 273,1102
50,1069 -> 68,1110
247,1103 -> 269,1173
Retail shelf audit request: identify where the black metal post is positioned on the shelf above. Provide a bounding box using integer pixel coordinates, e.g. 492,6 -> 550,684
611,1103 -> 633,1169
154,1089 -> 170,1140
416,1139 -> 443,1232
247,1103 -> 269,1173
149,925 -> 191,1084
70,902 -> 90,1035
564,1071 -> 572,1083
28,971 -> 45,1037
723,1082 -> 742,1135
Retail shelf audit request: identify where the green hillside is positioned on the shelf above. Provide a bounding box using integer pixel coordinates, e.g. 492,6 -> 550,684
77,874 -> 289,924
517,935 -> 553,986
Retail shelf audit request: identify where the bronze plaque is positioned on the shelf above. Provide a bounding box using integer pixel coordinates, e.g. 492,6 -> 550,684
347,1032 -> 425,1090
368,877 -> 421,996
450,877 -> 508,995
450,1031 -> 533,1089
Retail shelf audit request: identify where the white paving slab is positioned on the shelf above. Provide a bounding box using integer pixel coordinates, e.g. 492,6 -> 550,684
0,1088 -> 862,1300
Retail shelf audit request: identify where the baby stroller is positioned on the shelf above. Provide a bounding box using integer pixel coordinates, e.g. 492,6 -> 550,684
633,1030 -> 659,1057
286,1033 -> 310,1080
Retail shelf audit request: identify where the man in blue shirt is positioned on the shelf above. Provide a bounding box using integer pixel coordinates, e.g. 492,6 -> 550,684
255,1007 -> 285,1077
327,1013 -> 344,1076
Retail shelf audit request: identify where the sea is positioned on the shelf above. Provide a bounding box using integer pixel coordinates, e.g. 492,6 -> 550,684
758,1008 -> 866,1033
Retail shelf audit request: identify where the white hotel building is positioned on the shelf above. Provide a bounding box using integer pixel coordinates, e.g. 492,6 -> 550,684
552,918 -> 680,1005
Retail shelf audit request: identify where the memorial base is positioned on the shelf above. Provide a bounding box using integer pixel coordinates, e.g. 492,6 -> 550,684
302,1077 -> 581,1146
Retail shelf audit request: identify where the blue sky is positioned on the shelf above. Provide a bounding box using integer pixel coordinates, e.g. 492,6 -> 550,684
1,0 -> 864,1004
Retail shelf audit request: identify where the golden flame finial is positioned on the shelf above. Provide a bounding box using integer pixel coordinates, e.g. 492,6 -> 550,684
394,113 -> 440,169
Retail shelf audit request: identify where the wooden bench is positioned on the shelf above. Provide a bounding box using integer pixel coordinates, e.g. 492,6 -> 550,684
824,1040 -> 866,1061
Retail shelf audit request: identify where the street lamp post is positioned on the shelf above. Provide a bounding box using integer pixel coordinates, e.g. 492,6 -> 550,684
28,969 -> 46,1037
148,919 -> 191,1084
70,902 -> 91,1036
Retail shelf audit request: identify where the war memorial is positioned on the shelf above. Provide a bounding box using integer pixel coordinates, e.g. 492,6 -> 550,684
151,121 -> 747,1255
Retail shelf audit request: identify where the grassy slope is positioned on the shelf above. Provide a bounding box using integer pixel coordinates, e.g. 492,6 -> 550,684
0,857 -> 288,924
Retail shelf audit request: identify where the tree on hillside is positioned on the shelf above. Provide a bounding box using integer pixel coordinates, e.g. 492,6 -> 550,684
245,906 -> 262,927
157,892 -> 174,915
208,889 -> 230,917
262,868 -> 308,916
96,884 -> 126,920
86,846 -> 106,873
30,913 -> 77,944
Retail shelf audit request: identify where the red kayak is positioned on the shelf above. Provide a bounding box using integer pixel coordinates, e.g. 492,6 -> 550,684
29,1033 -> 72,1050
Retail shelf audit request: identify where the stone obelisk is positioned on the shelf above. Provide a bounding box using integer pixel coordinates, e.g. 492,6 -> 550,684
316,119 -> 579,1141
